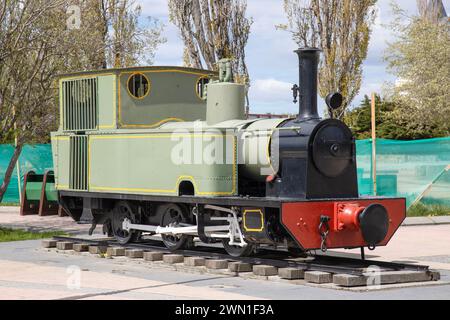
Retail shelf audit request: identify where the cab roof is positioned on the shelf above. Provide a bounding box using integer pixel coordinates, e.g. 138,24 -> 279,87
59,65 -> 218,79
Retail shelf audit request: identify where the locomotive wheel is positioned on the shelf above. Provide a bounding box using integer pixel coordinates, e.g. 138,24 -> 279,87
111,201 -> 141,245
158,204 -> 194,251
222,240 -> 255,257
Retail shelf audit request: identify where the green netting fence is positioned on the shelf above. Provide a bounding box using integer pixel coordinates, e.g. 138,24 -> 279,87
356,137 -> 450,207
1,138 -> 449,207
0,144 -> 53,203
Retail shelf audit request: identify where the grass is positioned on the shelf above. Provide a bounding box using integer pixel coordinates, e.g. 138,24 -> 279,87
407,203 -> 450,217
0,227 -> 66,243
0,202 -> 20,207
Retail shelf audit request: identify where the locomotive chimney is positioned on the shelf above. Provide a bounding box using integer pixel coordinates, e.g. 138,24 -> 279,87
295,48 -> 321,121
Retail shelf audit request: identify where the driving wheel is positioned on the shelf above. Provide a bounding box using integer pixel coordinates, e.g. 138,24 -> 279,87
111,201 -> 141,244
158,204 -> 194,251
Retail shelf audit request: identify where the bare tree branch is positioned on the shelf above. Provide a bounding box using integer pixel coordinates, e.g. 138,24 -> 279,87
168,0 -> 252,83
280,0 -> 377,118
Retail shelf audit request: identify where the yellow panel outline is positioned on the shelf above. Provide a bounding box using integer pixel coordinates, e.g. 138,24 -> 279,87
118,69 -> 209,128
60,74 -> 117,131
52,136 -> 70,189
243,209 -> 264,232
126,72 -> 151,100
60,73 -> 115,81
195,76 -> 210,101
87,133 -> 237,196
52,136 -> 70,141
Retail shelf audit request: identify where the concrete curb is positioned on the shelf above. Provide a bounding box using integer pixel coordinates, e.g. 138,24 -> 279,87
402,216 -> 450,226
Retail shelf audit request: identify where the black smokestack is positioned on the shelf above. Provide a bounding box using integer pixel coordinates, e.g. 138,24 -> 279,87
295,48 -> 321,121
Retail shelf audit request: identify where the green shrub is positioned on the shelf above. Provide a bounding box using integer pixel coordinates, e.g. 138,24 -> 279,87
407,203 -> 450,217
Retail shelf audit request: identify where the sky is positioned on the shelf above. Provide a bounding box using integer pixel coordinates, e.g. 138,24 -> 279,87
137,0 -> 449,116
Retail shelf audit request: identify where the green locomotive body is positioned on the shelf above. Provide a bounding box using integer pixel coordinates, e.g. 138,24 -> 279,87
51,51 -> 406,257
51,64 -> 277,199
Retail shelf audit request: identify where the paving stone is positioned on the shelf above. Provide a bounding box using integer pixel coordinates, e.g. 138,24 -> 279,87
228,262 -> 253,273
41,240 -> 57,248
253,265 -> 278,276
333,270 -> 435,287
144,251 -> 164,261
125,249 -> 144,258
430,270 -> 441,281
304,271 -> 333,284
278,268 -> 305,280
106,247 -> 125,256
73,243 -> 89,252
163,254 -> 184,264
205,259 -> 229,270
88,245 -> 107,254
184,257 -> 206,267
56,241 -> 73,250
332,274 -> 366,287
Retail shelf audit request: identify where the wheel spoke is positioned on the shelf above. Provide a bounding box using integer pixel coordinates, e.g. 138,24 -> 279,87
160,204 -> 192,251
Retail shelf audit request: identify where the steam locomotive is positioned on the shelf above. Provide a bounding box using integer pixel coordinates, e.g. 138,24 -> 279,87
51,48 -> 405,257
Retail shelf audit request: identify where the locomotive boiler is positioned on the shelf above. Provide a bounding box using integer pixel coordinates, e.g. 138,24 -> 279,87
51,48 -> 406,257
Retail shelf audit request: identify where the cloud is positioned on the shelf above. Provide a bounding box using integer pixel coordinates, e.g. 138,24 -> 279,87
251,78 -> 292,101
134,0 -> 449,114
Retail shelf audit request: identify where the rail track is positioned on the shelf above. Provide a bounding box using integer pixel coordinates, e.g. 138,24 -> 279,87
46,236 -> 440,289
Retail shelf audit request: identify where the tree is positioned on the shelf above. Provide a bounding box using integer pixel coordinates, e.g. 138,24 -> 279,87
417,0 -> 448,24
383,4 -> 450,139
343,94 -> 443,140
279,0 -> 377,118
0,0 -> 65,201
343,94 -> 393,140
61,0 -> 165,69
0,0 -> 165,202
168,0 -> 252,83
102,0 -> 166,68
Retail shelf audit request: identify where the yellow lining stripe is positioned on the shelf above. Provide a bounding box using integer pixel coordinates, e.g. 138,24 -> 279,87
118,69 -> 209,128
60,74 -> 117,130
126,72 -> 151,100
243,209 -> 264,232
59,73 -> 115,81
195,75 -> 210,101
86,134 -> 237,196
118,118 -> 185,129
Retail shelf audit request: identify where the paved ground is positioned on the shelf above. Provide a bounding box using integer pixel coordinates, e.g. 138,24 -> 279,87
336,224 -> 450,271
0,207 -> 94,235
1,206 -> 450,300
0,240 -> 449,300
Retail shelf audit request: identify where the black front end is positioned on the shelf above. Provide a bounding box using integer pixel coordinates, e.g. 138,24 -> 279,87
266,48 -> 359,199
